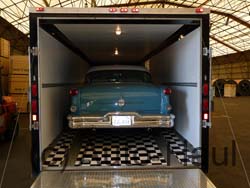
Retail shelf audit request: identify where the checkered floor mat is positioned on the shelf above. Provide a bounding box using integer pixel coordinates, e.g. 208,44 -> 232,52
75,133 -> 167,167
43,131 -> 76,167
161,129 -> 201,166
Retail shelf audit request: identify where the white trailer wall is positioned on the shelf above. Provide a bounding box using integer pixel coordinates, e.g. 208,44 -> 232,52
38,28 -> 89,153
150,28 -> 201,148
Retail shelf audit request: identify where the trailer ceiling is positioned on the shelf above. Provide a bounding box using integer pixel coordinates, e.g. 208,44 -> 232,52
0,0 -> 249,57
55,24 -> 182,64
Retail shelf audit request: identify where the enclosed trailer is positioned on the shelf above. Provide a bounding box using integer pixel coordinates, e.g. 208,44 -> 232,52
29,7 -> 214,188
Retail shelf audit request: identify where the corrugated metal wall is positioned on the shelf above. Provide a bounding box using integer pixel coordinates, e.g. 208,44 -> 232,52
212,50 -> 250,81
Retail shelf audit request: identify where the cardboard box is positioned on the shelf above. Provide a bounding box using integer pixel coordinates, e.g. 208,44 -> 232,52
1,75 -> 8,96
10,94 -> 29,113
0,57 -> 9,75
9,56 -> 29,75
0,38 -> 10,58
8,75 -> 29,94
224,84 -> 236,97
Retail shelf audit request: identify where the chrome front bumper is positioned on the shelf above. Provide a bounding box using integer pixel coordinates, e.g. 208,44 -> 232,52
68,112 -> 175,129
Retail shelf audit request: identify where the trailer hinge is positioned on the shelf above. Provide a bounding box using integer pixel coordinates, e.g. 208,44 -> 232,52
30,47 -> 39,56
203,47 -> 212,58
202,120 -> 211,128
31,122 -> 39,130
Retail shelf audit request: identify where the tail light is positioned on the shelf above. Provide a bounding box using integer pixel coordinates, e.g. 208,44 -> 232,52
69,89 -> 79,96
32,83 -> 38,97
32,100 -> 38,113
203,99 -> 209,111
203,83 -> 209,96
164,88 -> 172,95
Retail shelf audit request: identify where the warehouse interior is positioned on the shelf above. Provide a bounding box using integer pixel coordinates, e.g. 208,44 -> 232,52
0,1 -> 250,188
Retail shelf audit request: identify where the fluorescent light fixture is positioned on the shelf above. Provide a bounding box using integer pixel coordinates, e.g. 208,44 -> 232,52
115,25 -> 122,35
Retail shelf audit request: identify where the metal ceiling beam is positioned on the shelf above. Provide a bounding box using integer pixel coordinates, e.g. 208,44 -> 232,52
42,0 -> 50,7
210,35 -> 241,52
102,1 -> 250,28
211,10 -> 250,28
200,0 -> 210,6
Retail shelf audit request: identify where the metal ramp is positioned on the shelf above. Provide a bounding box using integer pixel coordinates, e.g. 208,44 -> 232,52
31,169 -> 216,188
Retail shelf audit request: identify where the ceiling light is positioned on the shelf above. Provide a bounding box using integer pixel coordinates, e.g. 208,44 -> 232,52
178,34 -> 184,40
114,48 -> 119,55
115,26 -> 122,35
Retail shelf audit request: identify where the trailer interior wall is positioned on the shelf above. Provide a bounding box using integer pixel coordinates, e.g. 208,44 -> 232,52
150,28 -> 202,148
38,28 -> 89,152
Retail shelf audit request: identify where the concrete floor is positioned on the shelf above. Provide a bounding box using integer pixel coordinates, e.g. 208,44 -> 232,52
208,97 -> 250,188
0,97 -> 250,188
0,115 -> 34,188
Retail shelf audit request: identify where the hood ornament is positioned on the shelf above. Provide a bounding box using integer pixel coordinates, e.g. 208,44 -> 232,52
118,97 -> 125,107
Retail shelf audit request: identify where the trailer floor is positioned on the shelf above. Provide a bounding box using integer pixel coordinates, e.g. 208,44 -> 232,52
42,129 -> 199,169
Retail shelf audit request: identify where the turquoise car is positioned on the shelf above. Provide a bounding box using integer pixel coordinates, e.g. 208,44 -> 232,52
67,65 -> 175,128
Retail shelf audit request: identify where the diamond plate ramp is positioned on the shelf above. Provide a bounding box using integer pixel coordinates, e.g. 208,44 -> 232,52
31,169 -> 216,188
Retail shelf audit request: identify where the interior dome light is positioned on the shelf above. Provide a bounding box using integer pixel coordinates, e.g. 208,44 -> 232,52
115,26 -> 122,35
115,48 -> 119,55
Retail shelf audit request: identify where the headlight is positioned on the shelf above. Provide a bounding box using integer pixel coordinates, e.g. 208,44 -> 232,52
70,105 -> 77,112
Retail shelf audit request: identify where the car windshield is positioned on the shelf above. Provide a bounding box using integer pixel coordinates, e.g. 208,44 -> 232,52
86,70 -> 152,83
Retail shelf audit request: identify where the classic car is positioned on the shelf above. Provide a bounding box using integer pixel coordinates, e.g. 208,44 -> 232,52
67,65 -> 175,128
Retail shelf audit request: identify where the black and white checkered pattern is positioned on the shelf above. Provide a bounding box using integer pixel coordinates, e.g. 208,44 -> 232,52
162,129 -> 201,166
43,129 -> 201,168
43,132 -> 75,167
75,133 -> 167,167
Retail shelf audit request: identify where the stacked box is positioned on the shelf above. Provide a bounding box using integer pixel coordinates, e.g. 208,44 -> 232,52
0,57 -> 9,75
10,94 -> 29,113
0,38 -> 10,97
8,75 -> 29,93
8,55 -> 29,113
224,84 -> 236,97
0,38 -> 10,58
1,75 -> 8,96
9,56 -> 29,75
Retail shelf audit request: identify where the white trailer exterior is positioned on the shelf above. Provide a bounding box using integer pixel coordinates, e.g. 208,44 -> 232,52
29,7 -> 214,188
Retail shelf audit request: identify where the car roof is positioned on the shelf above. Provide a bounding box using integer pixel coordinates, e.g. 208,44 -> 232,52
87,65 -> 149,74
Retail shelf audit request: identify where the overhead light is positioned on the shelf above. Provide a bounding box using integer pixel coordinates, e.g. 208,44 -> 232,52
178,34 -> 184,40
115,25 -> 122,35
114,48 -> 119,55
